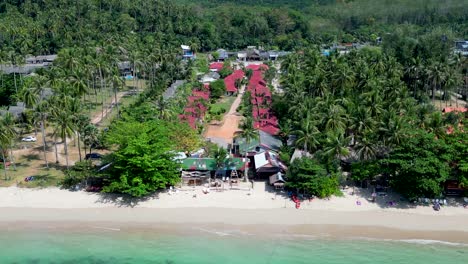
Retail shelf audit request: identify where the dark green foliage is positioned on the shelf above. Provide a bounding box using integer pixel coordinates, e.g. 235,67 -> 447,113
219,67 -> 233,79
61,161 -> 95,189
103,121 -> 182,197
382,130 -> 451,199
287,157 -> 341,198
351,161 -> 380,182
0,74 -> 17,106
444,131 -> 468,187
210,80 -> 226,99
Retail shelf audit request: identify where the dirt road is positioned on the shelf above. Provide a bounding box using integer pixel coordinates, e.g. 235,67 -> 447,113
204,86 -> 245,147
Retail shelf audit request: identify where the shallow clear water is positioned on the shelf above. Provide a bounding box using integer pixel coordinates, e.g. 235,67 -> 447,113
0,229 -> 467,264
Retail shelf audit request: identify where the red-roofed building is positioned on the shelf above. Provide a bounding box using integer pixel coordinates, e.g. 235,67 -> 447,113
245,65 -> 279,135
246,64 -> 269,71
442,107 -> 467,113
259,125 -> 280,135
209,62 -> 224,72
192,91 -> 210,100
224,70 -> 245,95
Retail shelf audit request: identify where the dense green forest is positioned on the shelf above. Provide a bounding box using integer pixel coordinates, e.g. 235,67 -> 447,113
0,0 -> 467,57
0,0 -> 467,198
274,42 -> 467,199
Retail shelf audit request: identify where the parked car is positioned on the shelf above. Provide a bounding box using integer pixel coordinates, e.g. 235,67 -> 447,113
85,153 -> 103,160
21,136 -> 37,142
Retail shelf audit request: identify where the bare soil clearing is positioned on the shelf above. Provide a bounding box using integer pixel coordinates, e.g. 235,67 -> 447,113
204,86 -> 245,146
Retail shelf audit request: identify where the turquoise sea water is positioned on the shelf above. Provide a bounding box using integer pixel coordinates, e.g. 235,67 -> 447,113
0,229 -> 467,264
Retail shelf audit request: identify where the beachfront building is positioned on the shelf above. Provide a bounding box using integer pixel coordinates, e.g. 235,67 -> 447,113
231,131 -> 286,180
269,172 -> 286,190
179,157 -> 247,187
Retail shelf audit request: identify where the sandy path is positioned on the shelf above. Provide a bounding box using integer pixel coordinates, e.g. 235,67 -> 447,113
204,86 -> 245,146
90,91 -> 127,125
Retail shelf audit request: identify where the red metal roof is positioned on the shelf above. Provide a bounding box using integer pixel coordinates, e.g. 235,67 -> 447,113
209,62 -> 224,71
192,91 -> 210,100
224,70 -> 245,93
442,107 -> 467,113
246,64 -> 269,71
246,66 -> 279,135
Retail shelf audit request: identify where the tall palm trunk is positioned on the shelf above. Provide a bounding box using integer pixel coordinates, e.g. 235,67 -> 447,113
133,62 -> 137,91
99,67 -> 105,120
77,132 -> 82,162
64,136 -> 69,168
54,134 -> 59,164
114,87 -> 120,118
13,73 -> 18,94
9,142 -> 16,170
1,149 -> 7,180
41,120 -> 48,168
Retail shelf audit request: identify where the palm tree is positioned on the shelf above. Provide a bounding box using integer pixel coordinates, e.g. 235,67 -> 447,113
323,132 -> 350,165
354,133 -> 377,161
35,101 -> 49,168
0,116 -> 15,180
83,124 -> 99,155
50,97 -> 78,168
426,61 -> 446,103
110,70 -> 124,118
2,112 -> 17,170
75,114 -> 90,162
236,118 -> 259,181
294,115 -> 320,152
153,96 -> 174,120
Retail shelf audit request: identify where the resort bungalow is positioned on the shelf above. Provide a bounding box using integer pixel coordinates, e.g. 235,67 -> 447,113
0,102 -> 26,119
179,157 -> 247,186
199,72 -> 220,83
269,172 -> 286,190
215,49 -> 229,61
254,151 -> 287,179
163,80 -> 186,100
118,61 -> 133,77
231,131 -> 286,179
209,62 -> 224,72
454,40 -> 468,56
224,69 -> 245,96
442,107 -> 467,114
181,45 -> 195,60
25,54 -> 57,65
231,130 -> 282,157
0,54 -> 57,75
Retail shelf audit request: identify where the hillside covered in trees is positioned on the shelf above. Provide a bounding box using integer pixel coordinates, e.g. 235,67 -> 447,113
0,0 -> 467,198
0,0 -> 467,57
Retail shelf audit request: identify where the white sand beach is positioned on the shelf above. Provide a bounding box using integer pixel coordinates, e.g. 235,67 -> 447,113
1,183 -> 468,242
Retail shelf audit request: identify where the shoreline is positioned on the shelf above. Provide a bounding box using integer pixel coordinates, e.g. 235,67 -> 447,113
1,207 -> 468,244
1,186 -> 468,243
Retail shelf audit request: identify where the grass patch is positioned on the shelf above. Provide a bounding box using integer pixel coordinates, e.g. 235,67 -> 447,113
98,93 -> 140,128
0,165 -> 65,187
209,96 -> 236,114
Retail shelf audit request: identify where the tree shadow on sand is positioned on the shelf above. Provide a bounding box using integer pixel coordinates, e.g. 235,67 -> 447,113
94,192 -> 157,208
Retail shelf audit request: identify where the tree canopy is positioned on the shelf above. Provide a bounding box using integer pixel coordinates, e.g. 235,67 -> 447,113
103,120 -> 184,197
